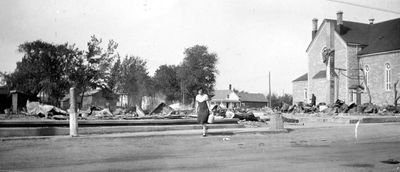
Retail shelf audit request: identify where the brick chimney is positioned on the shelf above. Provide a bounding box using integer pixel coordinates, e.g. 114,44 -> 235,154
312,18 -> 318,39
336,11 -> 343,34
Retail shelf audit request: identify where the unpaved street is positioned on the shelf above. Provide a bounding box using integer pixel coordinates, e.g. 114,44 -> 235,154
1,123 -> 400,172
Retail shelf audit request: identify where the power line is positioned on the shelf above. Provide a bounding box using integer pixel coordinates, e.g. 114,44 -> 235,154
327,0 -> 400,14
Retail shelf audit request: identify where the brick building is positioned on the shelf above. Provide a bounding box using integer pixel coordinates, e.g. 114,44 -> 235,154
293,12 -> 400,106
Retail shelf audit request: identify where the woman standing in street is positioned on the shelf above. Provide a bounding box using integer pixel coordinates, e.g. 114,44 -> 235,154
195,88 -> 211,137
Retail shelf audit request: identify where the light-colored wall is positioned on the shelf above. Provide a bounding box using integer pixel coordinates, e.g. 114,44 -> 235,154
308,21 -> 329,101
292,80 -> 308,104
309,78 -> 328,105
347,45 -> 361,103
359,51 -> 400,105
307,20 -> 348,104
334,33 -> 348,102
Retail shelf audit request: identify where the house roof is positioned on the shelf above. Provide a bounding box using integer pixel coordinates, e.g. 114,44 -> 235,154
312,70 -> 338,79
211,90 -> 268,103
308,18 -> 400,55
237,92 -> 268,103
211,90 -> 231,100
292,73 -> 308,82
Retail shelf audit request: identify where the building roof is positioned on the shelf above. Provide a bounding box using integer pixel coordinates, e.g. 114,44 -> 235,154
312,70 -> 338,79
237,92 -> 268,103
328,19 -> 370,45
211,90 -> 231,100
292,73 -> 308,82
308,18 -> 400,55
358,18 -> 400,55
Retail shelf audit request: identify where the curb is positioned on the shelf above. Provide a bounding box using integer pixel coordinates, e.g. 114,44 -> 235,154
0,123 -> 244,137
0,128 -> 289,141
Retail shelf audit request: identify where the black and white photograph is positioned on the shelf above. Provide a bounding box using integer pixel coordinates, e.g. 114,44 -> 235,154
0,0 -> 400,171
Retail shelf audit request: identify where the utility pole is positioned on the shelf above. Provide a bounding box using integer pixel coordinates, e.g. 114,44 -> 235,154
269,71 -> 272,108
69,87 -> 78,137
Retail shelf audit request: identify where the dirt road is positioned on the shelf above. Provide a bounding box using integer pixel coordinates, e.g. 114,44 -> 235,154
1,123 -> 400,172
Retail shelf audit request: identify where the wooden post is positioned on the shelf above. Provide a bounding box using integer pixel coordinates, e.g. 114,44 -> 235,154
69,87 -> 78,137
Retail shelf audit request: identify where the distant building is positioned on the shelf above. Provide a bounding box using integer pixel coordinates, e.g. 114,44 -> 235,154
210,85 -> 268,108
237,92 -> 269,108
293,11 -> 400,106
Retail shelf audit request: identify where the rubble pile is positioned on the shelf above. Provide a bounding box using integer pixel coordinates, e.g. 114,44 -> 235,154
286,99 -> 400,115
10,100 -> 304,123
25,101 -> 68,120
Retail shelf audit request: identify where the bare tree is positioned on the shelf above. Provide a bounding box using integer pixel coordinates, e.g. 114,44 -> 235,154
359,64 -> 372,104
394,80 -> 400,107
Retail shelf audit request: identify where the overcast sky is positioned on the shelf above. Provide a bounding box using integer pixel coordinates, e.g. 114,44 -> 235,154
0,0 -> 399,95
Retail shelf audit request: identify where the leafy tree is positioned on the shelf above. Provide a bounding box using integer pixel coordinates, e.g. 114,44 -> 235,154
107,55 -> 122,93
119,55 -> 152,106
178,45 -> 218,105
68,35 -> 119,108
267,93 -> 279,108
153,65 -> 181,103
280,94 -> 293,105
267,93 -> 293,108
7,40 -> 79,105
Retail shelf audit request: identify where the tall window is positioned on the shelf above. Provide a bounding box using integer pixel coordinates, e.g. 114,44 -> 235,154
385,63 -> 391,91
364,65 -> 369,87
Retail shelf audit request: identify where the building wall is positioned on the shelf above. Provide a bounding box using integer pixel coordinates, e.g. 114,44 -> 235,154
306,20 -> 359,104
292,80 -> 308,104
359,51 -> 400,105
333,33 -> 348,102
308,21 -> 330,101
309,78 -> 328,105
347,45 -> 361,103
307,20 -> 350,104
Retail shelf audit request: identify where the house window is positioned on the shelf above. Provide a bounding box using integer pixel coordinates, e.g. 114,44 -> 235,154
304,88 -> 308,101
364,65 -> 369,87
385,63 -> 391,91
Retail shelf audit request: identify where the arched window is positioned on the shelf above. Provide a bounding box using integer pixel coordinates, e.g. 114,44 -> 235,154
385,63 -> 391,91
364,65 -> 369,87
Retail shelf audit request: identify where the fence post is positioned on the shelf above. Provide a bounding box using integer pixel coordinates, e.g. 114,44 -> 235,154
69,87 -> 78,137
